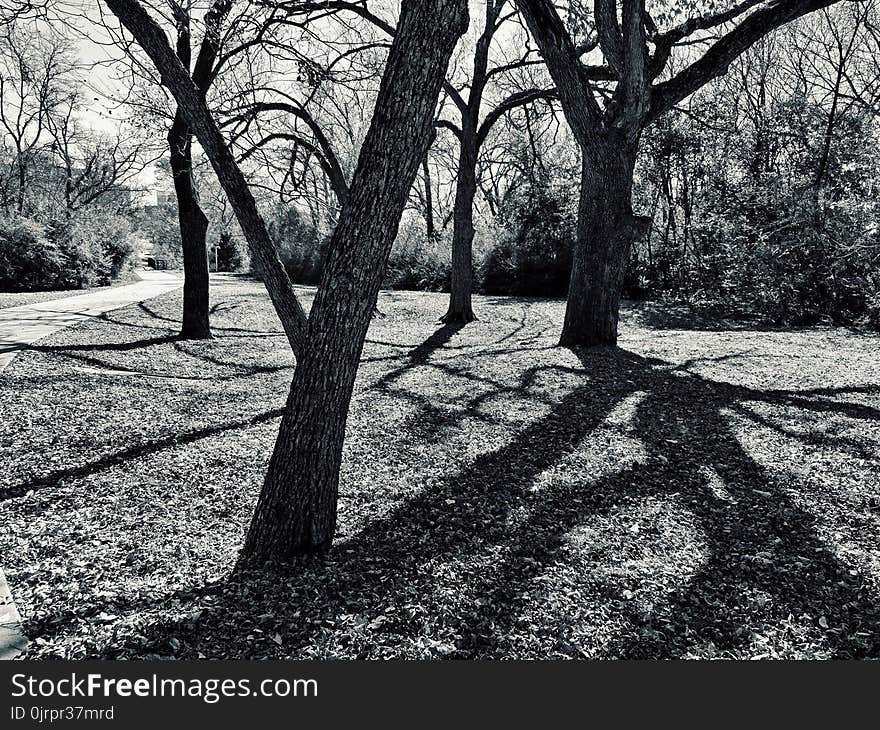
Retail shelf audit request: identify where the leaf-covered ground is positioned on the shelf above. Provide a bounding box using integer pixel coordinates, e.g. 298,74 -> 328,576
1,280 -> 878,659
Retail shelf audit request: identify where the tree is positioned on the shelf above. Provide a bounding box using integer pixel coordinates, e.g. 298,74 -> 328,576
164,1 -> 226,339
437,0 -> 555,323
513,0 -> 848,346
0,23 -> 150,221
103,0 -> 470,564
0,25 -> 74,216
47,89 -> 151,218
297,1 -> 556,323
104,0 -> 283,339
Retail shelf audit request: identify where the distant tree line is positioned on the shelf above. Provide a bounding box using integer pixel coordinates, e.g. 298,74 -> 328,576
272,7 -> 880,331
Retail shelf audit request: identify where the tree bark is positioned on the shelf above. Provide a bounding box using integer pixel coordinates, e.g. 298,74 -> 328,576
236,0 -> 469,566
442,129 -> 477,324
421,156 -> 435,239
107,0 -> 468,565
168,113 -> 211,339
560,142 -> 649,347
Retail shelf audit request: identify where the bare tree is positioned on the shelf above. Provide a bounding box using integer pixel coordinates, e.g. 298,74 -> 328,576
47,88 -> 153,217
103,0 -> 470,564
437,0 -> 556,323
0,25 -> 74,215
513,0 -> 849,346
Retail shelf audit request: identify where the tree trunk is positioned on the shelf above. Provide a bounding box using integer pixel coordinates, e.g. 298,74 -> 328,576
442,130 -> 478,324
422,156 -> 435,239
15,152 -> 25,215
169,114 -> 212,339
236,0 -> 470,567
560,142 -> 649,347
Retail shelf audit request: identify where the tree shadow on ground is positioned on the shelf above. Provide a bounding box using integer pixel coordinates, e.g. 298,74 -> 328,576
45,325 -> 875,659
1,408 -> 285,503
8,330 -> 292,381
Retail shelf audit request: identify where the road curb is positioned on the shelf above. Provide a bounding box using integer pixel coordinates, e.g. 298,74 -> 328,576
0,568 -> 26,659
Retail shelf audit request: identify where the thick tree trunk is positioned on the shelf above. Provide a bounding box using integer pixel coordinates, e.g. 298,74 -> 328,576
236,0 -> 469,567
168,114 -> 212,339
561,142 -> 649,347
442,131 -> 478,324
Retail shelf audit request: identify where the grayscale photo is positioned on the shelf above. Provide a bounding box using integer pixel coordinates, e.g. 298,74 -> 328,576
0,0 -> 878,687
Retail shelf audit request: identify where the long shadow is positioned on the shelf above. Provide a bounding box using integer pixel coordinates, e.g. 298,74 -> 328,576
1,408 -> 284,503
460,352 -> 880,658
366,321 -> 465,395
137,301 -> 288,338
10,335 -> 180,354
9,333 -> 292,381
29,350 -> 625,652
18,337 -> 880,658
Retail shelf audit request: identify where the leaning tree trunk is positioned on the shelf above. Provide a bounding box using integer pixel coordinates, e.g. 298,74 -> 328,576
236,0 -> 470,567
168,113 -> 212,339
442,130 -> 478,324
560,141 -> 650,347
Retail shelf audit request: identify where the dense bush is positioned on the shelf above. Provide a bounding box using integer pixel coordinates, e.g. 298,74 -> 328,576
0,213 -> 136,291
384,221 -> 449,291
863,281 -> 880,330
674,195 -> 878,326
629,89 -> 880,329
481,182 -> 575,297
51,213 -> 136,288
0,217 -> 62,290
268,207 -> 451,290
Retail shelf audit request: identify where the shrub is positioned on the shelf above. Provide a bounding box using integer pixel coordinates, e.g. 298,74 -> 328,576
214,230 -> 248,272
481,182 -> 575,297
384,221 -> 449,291
0,212 -> 137,292
50,213 -> 136,288
0,217 -> 61,291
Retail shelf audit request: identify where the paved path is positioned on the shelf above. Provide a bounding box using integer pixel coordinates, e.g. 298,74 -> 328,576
0,269 -> 184,659
0,269 -> 184,372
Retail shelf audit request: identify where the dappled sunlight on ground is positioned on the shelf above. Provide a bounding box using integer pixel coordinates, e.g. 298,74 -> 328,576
1,283 -> 878,658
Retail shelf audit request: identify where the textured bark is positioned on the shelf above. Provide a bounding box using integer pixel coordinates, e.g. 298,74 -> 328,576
169,113 -> 211,339
561,144 -> 649,346
108,0 -> 468,565
237,0 -> 470,566
442,130 -> 477,324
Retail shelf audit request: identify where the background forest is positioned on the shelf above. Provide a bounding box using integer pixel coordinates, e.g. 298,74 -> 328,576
3,3 -> 879,329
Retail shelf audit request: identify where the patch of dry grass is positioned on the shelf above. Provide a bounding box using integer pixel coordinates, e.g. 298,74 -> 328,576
1,281 -> 878,659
